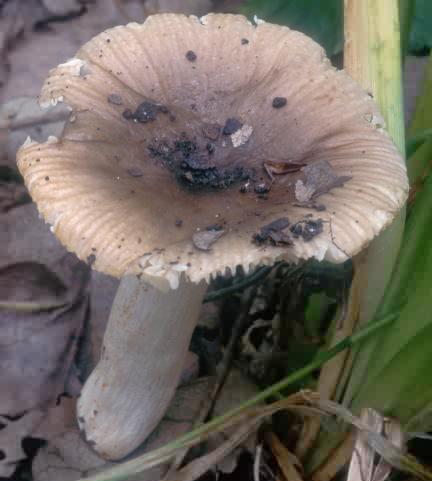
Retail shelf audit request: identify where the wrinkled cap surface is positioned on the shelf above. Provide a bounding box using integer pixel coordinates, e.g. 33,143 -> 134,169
17,13 -> 408,289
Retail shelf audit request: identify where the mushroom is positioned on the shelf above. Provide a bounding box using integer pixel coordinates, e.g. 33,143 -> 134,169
16,13 -> 408,460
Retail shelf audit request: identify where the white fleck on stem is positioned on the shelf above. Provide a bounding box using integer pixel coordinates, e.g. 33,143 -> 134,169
77,274 -> 207,460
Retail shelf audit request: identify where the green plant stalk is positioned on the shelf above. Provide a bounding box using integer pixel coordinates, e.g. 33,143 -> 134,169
399,0 -> 415,57
338,0 -> 406,408
77,314 -> 397,481
407,54 -> 432,183
305,0 -> 406,474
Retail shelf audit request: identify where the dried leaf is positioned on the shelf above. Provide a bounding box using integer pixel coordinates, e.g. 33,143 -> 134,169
0,410 -> 45,478
0,256 -> 90,416
163,418 -> 261,481
264,160 -> 305,181
0,96 -> 69,163
41,0 -> 82,16
0,181 -> 30,211
0,0 -> 25,90
267,432 -> 304,481
295,159 -> 351,202
253,217 -> 292,246
193,229 -> 226,251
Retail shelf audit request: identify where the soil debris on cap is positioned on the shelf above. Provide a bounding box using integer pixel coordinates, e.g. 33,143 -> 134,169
86,254 -> 96,266
272,97 -> 287,109
293,201 -> 326,212
241,38 -> 249,45
205,223 -> 224,231
175,219 -> 183,227
193,228 -> 226,251
148,134 -> 254,191
290,219 -> 323,241
202,122 -> 221,141
254,183 -> 270,194
222,118 -> 243,136
186,50 -> 197,62
123,101 -> 168,123
107,94 -> 123,105
264,160 -> 306,182
127,166 -> 144,177
295,159 -> 352,203
231,124 -> 253,148
253,217 -> 292,246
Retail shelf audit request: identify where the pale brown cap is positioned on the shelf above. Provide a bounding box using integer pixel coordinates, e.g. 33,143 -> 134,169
17,13 -> 408,289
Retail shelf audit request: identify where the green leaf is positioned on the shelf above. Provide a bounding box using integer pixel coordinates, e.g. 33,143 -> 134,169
241,0 -> 343,56
406,128 -> 432,158
407,55 -> 432,184
409,0 -> 432,53
350,172 -> 432,425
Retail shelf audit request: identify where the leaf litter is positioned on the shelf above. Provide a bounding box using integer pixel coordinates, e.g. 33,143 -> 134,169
1,2 -> 417,481
0,3 -> 260,480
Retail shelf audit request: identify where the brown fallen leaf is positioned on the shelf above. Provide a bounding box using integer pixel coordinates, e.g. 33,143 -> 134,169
0,0 -> 25,90
267,432 -> 304,481
0,180 -> 30,211
41,0 -> 82,16
193,228 -> 226,251
0,96 -> 69,164
0,410 -> 45,478
0,255 -> 90,416
263,160 -> 306,182
295,159 -> 352,203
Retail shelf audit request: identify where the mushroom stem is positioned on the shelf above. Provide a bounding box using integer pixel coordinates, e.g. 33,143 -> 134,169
77,274 -> 207,460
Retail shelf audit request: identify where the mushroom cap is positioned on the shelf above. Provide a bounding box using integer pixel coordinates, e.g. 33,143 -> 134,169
17,13 -> 408,289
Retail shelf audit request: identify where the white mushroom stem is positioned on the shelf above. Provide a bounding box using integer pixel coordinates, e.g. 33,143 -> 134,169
77,274 -> 207,460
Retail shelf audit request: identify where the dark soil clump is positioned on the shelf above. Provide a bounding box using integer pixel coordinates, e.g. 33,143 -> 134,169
123,101 -> 168,123
290,219 -> 323,241
186,50 -> 197,62
148,134 -> 254,191
222,118 -> 243,135
272,97 -> 287,108
253,217 -> 292,246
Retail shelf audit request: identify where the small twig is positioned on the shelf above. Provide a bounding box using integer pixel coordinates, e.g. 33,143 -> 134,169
206,288 -> 258,419
0,299 -> 68,312
164,288 -> 257,479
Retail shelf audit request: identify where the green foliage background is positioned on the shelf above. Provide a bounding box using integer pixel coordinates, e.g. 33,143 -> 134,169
243,0 -> 432,56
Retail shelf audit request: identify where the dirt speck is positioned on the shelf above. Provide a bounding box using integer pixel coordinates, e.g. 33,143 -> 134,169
123,101 -> 168,123
202,122 -> 221,141
290,219 -> 323,241
107,94 -> 123,105
254,183 -> 270,194
272,97 -> 287,109
86,254 -> 96,266
186,50 -> 197,62
241,38 -> 249,45
222,118 -> 243,135
127,166 -> 143,177
175,219 -> 183,227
